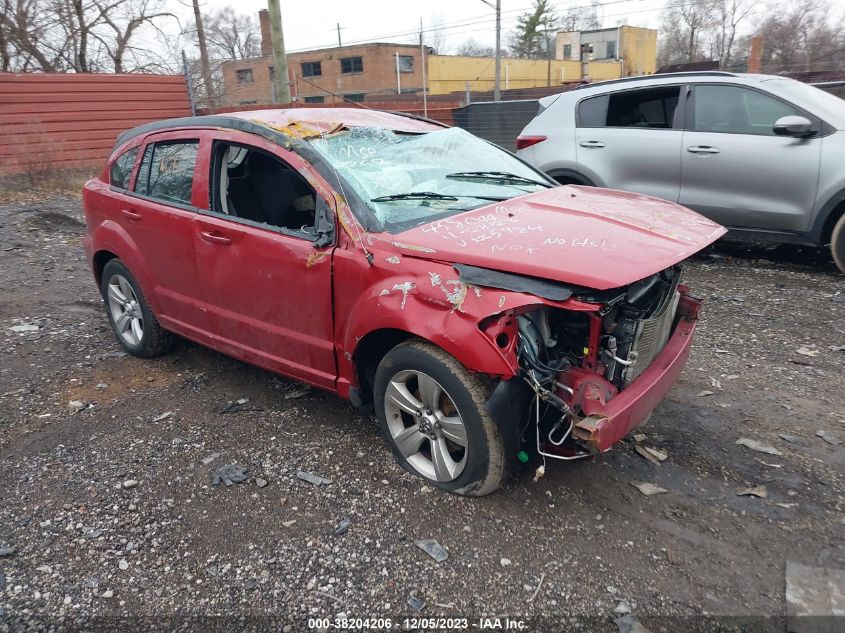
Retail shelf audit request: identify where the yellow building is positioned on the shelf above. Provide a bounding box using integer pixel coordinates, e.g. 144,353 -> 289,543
556,26 -> 657,77
426,55 -> 622,95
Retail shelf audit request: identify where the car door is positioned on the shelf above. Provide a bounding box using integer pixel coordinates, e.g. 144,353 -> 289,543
191,131 -> 337,390
679,83 -> 822,232
574,84 -> 684,202
123,131 -> 213,338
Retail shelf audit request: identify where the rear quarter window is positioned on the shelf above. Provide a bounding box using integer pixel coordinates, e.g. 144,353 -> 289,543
577,95 -> 609,127
109,147 -> 139,189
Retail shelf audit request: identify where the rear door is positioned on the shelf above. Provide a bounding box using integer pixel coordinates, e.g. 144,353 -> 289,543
679,83 -> 822,231
191,131 -> 337,389
123,131 -> 212,337
575,84 -> 684,202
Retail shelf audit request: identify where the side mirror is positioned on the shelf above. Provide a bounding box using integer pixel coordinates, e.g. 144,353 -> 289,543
773,115 -> 814,137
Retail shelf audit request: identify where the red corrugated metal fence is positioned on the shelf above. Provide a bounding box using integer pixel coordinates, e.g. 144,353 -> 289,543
0,73 -> 192,174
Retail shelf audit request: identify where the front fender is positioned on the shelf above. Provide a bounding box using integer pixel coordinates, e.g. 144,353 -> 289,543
333,250 -> 549,391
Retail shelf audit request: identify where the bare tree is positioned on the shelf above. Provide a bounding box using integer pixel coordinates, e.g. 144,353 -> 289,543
658,0 -> 715,65
711,0 -> 755,68
1,0 -> 177,72
203,6 -> 259,60
426,12 -> 448,55
455,37 -> 495,57
560,0 -> 602,32
757,0 -> 845,73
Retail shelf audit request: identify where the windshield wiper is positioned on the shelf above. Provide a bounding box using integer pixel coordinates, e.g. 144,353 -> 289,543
445,171 -> 552,188
371,192 -> 458,202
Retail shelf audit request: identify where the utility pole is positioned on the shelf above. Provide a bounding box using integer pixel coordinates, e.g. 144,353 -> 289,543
478,0 -> 501,102
494,0 -> 501,101
395,52 -> 401,94
191,0 -> 213,107
420,18 -> 428,117
335,23 -> 345,47
267,0 -> 291,103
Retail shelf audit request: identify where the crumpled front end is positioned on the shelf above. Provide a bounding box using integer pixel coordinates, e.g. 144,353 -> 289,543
502,265 -> 700,458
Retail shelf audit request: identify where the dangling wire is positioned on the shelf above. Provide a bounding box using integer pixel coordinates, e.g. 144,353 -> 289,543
314,126 -> 374,266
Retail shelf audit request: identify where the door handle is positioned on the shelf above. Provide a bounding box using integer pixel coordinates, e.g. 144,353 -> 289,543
121,208 -> 142,221
687,145 -> 720,154
200,231 -> 232,246
579,140 -> 606,148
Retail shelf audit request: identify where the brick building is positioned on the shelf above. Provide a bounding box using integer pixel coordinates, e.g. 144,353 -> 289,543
220,10 -> 429,106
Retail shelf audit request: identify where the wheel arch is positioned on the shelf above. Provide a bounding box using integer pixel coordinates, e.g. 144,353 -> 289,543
810,186 -> 845,246
351,328 -> 416,407
89,220 -> 160,313
347,322 -> 516,407
93,250 -> 119,287
546,168 -> 597,186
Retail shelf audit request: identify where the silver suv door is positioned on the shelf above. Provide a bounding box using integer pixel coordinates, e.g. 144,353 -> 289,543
679,83 -> 822,232
575,84 -> 684,202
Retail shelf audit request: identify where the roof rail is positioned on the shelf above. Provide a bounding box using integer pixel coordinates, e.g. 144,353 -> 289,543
573,71 -> 738,90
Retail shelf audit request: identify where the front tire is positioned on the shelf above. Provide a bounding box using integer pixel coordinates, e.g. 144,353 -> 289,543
374,340 -> 511,496
100,259 -> 174,357
831,213 -> 845,273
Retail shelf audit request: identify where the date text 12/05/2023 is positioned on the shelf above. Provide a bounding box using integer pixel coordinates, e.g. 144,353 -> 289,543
306,616 -> 529,630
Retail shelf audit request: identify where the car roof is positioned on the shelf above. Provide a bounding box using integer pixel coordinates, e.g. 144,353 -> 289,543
115,107 -> 444,148
550,71 -> 787,101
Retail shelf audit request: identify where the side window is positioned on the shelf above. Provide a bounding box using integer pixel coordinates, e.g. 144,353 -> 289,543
577,95 -> 609,127
109,146 -> 139,189
606,86 -> 680,128
694,85 -> 801,135
134,141 -> 198,206
212,142 -> 320,237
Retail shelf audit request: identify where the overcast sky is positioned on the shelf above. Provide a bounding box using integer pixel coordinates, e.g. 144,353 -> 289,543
170,0 -> 670,56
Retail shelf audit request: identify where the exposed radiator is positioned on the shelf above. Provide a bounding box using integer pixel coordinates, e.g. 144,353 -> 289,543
623,285 -> 681,385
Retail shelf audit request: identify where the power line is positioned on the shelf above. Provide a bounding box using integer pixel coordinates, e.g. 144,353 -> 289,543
282,0 -> 649,54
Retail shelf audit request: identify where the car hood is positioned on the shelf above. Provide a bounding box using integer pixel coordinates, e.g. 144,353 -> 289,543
393,186 -> 726,291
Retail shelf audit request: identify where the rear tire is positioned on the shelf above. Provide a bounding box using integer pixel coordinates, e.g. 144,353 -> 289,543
831,213 -> 845,273
100,259 -> 174,358
374,340 -> 512,496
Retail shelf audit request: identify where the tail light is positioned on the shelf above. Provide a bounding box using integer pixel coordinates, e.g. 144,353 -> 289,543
515,135 -> 547,150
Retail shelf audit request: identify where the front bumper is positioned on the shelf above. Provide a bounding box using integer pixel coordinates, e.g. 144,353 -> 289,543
571,293 -> 701,453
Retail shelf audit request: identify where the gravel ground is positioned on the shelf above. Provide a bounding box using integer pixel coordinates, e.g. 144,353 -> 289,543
0,196 -> 843,632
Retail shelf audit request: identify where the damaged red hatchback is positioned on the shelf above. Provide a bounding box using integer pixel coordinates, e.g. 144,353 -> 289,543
83,108 -> 725,495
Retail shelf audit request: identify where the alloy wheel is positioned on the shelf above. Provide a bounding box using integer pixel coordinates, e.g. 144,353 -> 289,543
106,274 -> 144,346
383,369 -> 469,482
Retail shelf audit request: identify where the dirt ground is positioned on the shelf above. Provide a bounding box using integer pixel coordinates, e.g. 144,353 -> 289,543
0,196 -> 843,633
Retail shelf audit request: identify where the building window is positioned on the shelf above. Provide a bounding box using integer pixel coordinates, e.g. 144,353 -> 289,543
563,44 -> 571,59
301,61 -> 322,77
239,100 -> 258,105
236,69 -> 253,84
304,95 -> 325,104
340,56 -> 363,74
397,55 -> 414,72
269,66 -> 274,80
344,93 -> 365,103
606,41 -> 617,59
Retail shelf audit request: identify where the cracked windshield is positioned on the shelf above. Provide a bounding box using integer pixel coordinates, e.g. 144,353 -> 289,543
309,126 -> 550,230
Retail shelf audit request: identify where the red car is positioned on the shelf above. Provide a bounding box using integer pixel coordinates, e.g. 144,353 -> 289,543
83,108 -> 725,496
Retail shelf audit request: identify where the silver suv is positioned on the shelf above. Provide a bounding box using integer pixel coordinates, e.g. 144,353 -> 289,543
516,72 -> 845,272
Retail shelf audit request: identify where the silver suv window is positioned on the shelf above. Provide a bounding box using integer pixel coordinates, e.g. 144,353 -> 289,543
693,84 -> 801,136
577,86 -> 681,129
